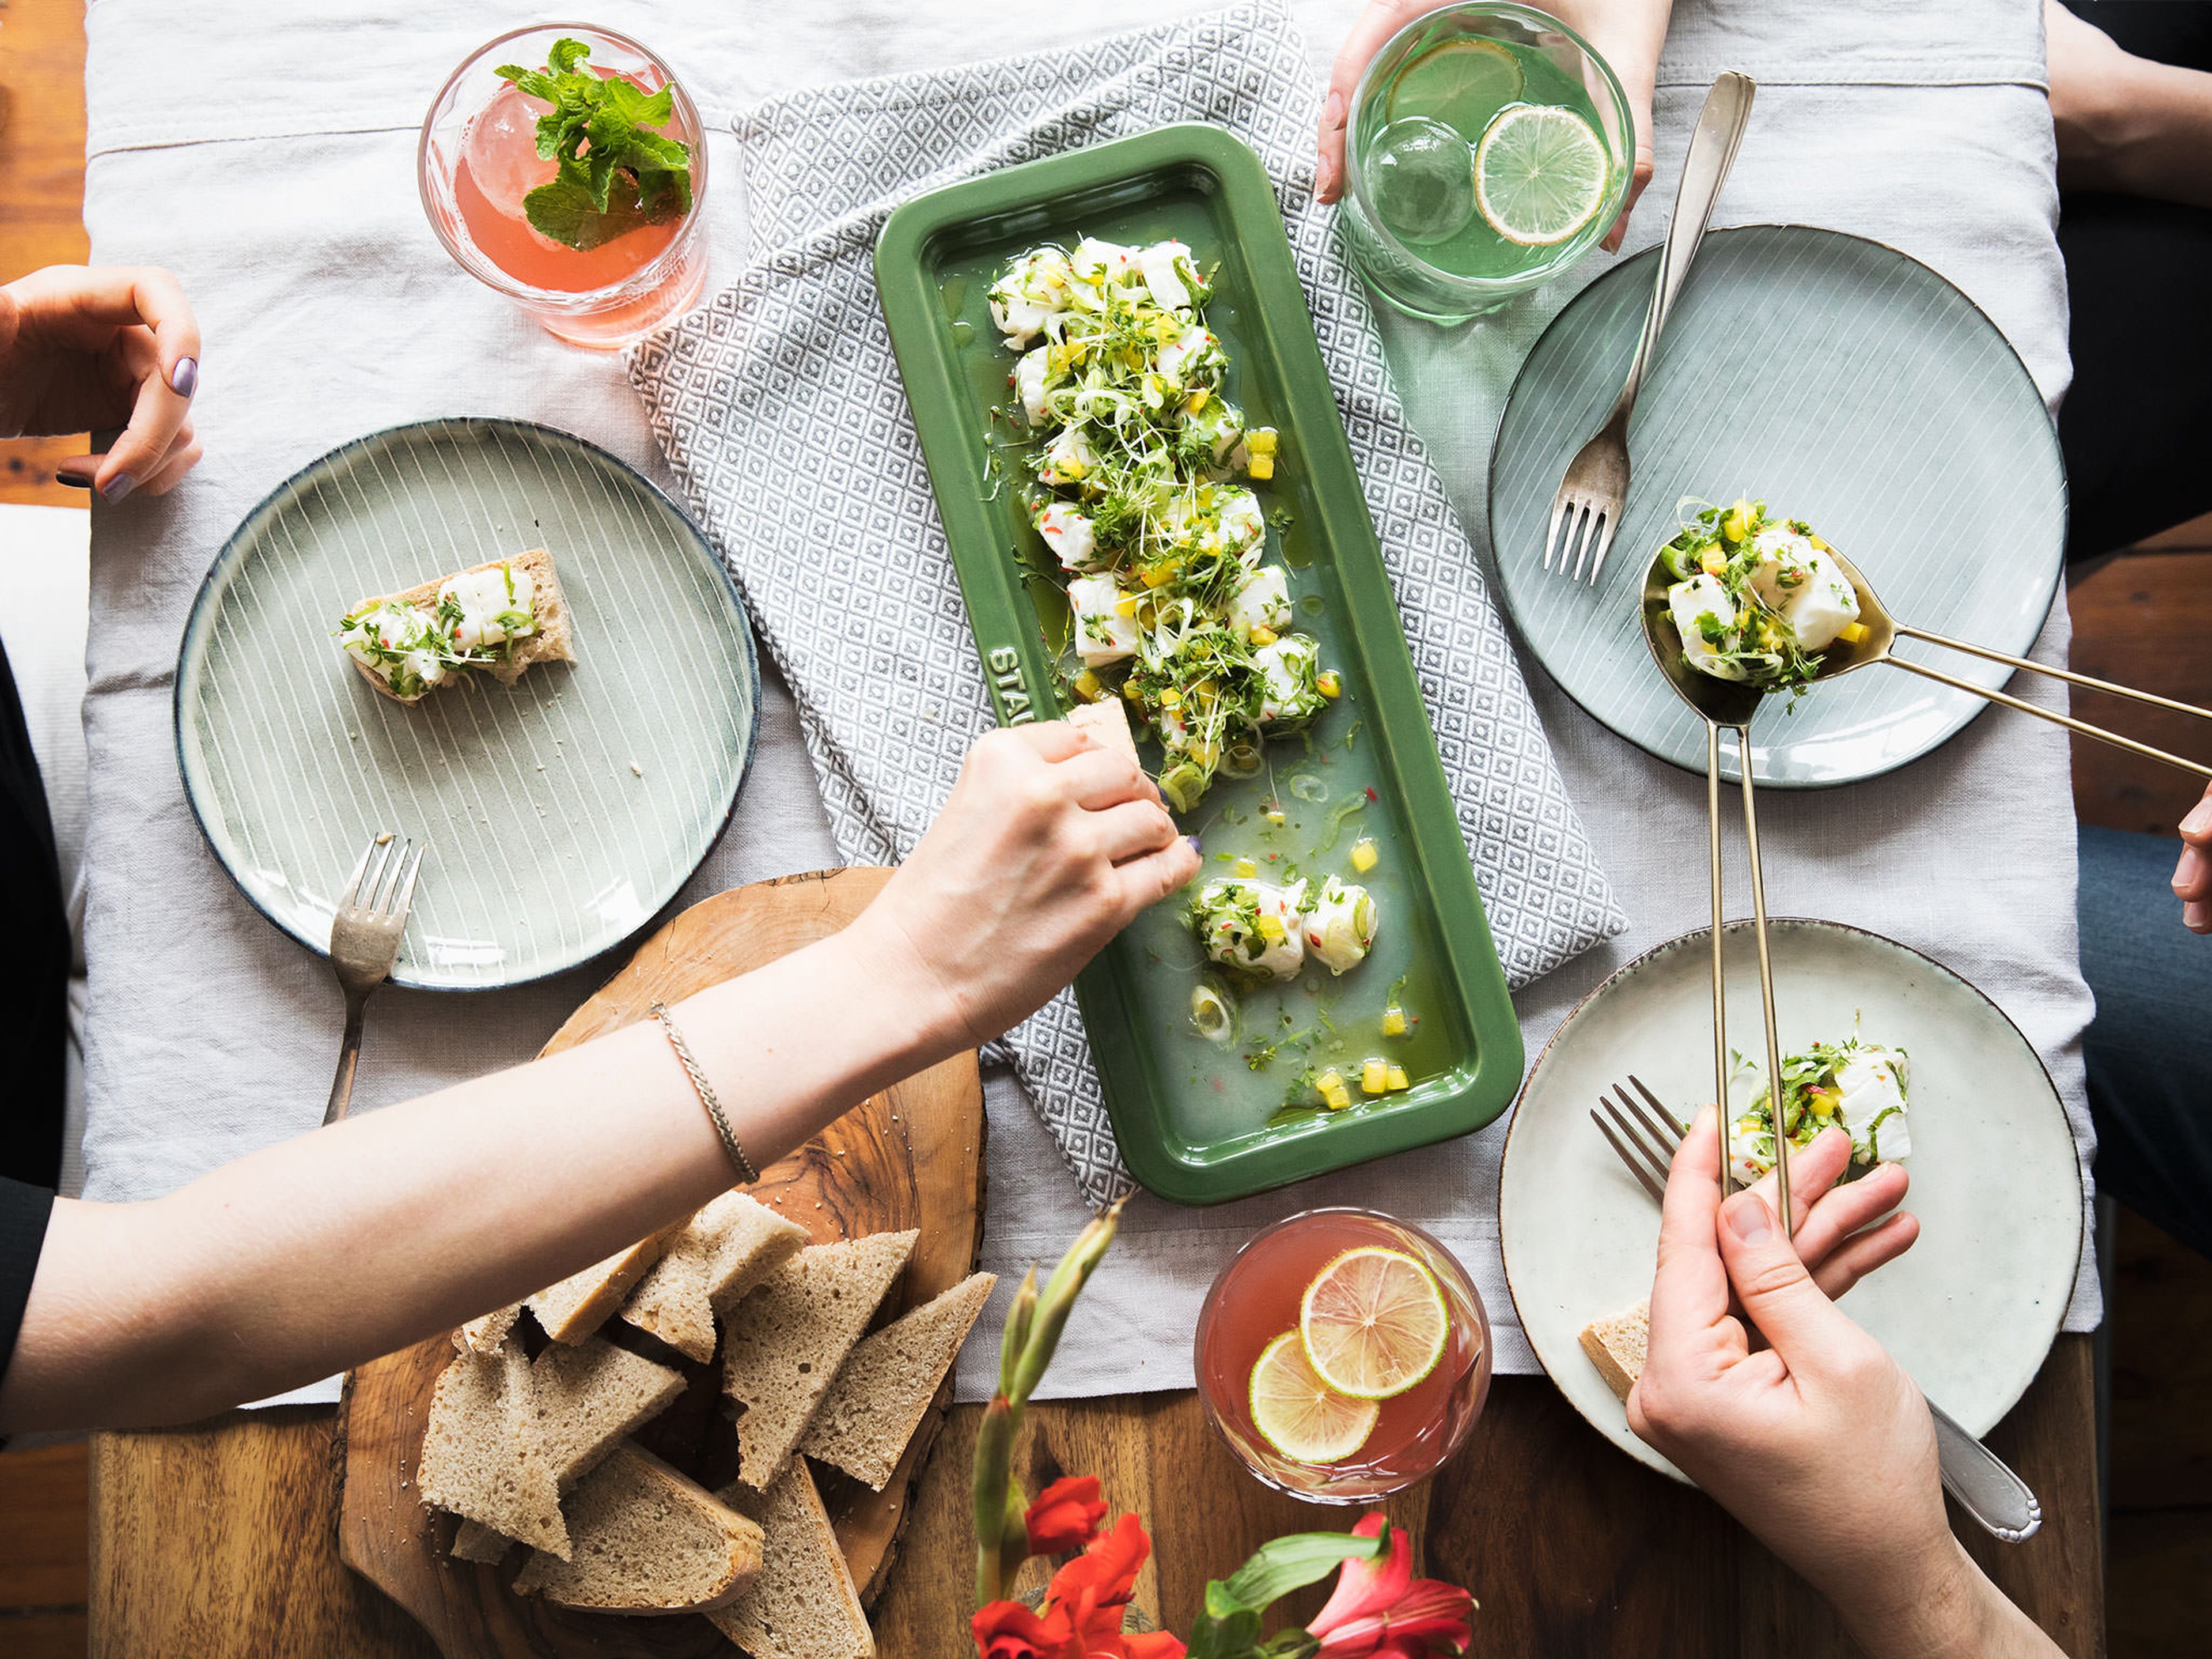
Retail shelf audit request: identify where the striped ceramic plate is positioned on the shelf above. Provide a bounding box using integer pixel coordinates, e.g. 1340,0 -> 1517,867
1490,225 -> 2065,786
176,418 -> 759,990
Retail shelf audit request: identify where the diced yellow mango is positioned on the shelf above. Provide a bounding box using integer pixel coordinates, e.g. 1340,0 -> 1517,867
1324,1087 -> 1353,1111
1233,857 -> 1258,878
1361,1059 -> 1388,1095
1808,535 -> 1831,552
1836,621 -> 1868,645
1249,624 -> 1278,647
1316,671 -> 1342,699
1255,914 -> 1284,942
1264,808 -> 1286,826
1350,838 -> 1378,873
1246,428 -> 1278,456
1158,685 -> 1182,710
1073,670 -> 1103,702
1382,1006 -> 1407,1037
1317,1069 -> 1343,1093
1113,595 -> 1139,617
1247,456 -> 1274,481
1386,1065 -> 1410,1092
1185,388 -> 1210,414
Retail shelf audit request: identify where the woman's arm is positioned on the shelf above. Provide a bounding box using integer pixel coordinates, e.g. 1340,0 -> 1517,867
2047,0 -> 2212,210
0,724 -> 1198,1432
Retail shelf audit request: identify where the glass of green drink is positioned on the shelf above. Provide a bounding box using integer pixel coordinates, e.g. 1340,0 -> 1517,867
1342,2 -> 1634,324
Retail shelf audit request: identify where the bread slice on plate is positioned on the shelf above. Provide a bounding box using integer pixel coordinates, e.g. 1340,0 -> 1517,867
800,1270 -> 995,1490
623,1191 -> 809,1363
417,1340 -> 569,1559
512,1441 -> 763,1614
720,1230 -> 917,1491
708,1462 -> 873,1659
1578,1301 -> 1650,1402
338,546 -> 576,704
530,1229 -> 677,1344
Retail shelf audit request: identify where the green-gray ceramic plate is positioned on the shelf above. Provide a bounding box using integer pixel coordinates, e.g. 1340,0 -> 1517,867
175,418 -> 759,991
1498,919 -> 2084,1480
1490,225 -> 2066,786
876,124 -> 1522,1205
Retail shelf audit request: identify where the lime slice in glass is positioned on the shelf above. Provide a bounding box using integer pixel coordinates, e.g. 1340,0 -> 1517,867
1248,1330 -> 1380,1464
1298,1245 -> 1450,1400
1473,104 -> 1610,247
1387,37 -> 1524,135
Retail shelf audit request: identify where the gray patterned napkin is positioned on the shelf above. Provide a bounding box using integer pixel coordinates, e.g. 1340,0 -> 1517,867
628,0 -> 1625,1209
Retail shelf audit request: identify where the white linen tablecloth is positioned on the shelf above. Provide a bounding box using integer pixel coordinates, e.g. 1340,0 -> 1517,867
75,0 -> 2094,1408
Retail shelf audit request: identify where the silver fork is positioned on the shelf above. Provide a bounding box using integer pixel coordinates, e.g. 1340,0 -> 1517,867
1592,1077 -> 2045,1544
1541,71 -> 1756,585
323,834 -> 426,1126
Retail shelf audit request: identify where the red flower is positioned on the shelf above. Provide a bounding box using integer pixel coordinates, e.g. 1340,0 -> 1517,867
1025,1475 -> 1109,1555
972,1512 -> 1186,1659
1308,1514 -> 1474,1658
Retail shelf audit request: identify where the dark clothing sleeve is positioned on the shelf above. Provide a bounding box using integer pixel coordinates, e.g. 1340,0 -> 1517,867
0,1176 -> 55,1396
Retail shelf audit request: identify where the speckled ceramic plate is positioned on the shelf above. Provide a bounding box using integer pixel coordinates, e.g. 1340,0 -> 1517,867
176,418 -> 759,990
1498,919 -> 2084,1481
1490,225 -> 2066,786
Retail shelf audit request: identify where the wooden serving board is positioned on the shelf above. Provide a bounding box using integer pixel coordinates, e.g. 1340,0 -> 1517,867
334,868 -> 986,1658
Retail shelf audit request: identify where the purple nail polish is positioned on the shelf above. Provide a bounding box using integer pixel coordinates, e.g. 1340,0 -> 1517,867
55,471 -> 92,490
1183,835 -> 1203,855
100,472 -> 138,503
171,356 -> 199,399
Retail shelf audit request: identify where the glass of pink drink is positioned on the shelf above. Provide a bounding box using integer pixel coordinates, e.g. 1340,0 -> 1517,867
1195,1208 -> 1491,1503
419,24 -> 710,349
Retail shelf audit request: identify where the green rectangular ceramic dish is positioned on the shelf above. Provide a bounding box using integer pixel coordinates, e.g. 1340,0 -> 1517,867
875,123 -> 1522,1205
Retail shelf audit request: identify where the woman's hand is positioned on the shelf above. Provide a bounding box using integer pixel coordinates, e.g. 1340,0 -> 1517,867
1316,0 -> 1672,254
2176,783 -> 2212,934
0,264 -> 202,501
847,722 -> 1200,1051
1631,1105 -> 2062,1659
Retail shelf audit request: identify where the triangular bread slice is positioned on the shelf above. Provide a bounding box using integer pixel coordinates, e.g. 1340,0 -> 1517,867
442,1332 -> 686,1565
1578,1301 -> 1650,1402
532,1334 -> 687,1486
342,547 -> 577,704
417,1342 -> 569,1559
622,1192 -> 809,1362
799,1271 -> 995,1490
529,1227 -> 677,1344
721,1230 -> 916,1490
707,1463 -> 873,1659
453,1301 -> 523,1356
512,1442 -> 763,1614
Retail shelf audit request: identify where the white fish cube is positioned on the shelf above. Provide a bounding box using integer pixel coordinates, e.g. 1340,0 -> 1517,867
1227,566 -> 1291,639
1037,424 -> 1094,487
1139,240 -> 1194,311
1669,574 -> 1747,680
1066,575 -> 1139,666
1035,503 -> 1098,572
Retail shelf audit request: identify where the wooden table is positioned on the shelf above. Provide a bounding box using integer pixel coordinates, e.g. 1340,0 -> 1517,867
4,0 -> 2100,1650
88,1334 -> 2101,1657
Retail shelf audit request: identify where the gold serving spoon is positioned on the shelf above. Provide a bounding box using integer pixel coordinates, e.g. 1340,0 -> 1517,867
1642,534 -> 2212,1215
1766,541 -> 2212,779
1637,559 -> 1787,1228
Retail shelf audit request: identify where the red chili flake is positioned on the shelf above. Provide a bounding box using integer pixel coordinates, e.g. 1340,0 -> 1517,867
1366,787 -> 1378,802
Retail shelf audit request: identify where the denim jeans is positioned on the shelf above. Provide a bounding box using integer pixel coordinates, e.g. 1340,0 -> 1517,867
2080,824 -> 2212,1260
